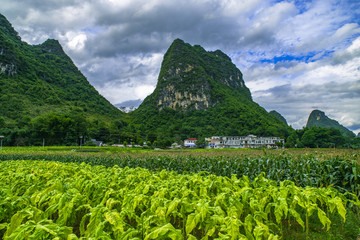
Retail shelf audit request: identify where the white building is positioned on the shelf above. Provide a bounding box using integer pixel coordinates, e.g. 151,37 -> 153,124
205,135 -> 284,149
184,138 -> 197,147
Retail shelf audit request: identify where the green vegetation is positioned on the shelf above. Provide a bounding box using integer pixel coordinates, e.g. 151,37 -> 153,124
0,160 -> 359,239
285,127 -> 358,148
306,110 -> 355,139
130,39 -> 292,143
269,111 -> 288,125
0,14 -> 124,142
0,15 -> 290,147
1,149 -> 360,197
155,39 -> 252,101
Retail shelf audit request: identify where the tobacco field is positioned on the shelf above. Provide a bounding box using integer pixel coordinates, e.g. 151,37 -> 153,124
0,149 -> 360,239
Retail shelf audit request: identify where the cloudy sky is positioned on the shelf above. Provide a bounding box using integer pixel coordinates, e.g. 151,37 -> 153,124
1,0 -> 360,133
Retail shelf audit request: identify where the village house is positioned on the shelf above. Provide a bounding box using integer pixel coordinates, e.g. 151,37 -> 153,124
170,142 -> 182,149
205,135 -> 284,149
184,138 -> 197,147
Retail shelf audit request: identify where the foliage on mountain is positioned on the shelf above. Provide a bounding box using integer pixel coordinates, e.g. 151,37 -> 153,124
284,126 -> 359,148
269,110 -> 288,125
141,39 -> 251,112
0,14 -> 123,125
131,39 -> 291,143
0,13 -> 127,145
306,110 -> 355,139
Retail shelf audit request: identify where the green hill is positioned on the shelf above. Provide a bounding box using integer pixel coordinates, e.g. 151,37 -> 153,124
269,110 -> 288,125
0,13 -> 125,145
306,110 -> 355,139
130,39 -> 290,145
0,13 -> 122,126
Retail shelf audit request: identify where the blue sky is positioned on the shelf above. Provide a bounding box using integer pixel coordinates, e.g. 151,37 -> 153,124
259,51 -> 334,64
1,0 -> 360,133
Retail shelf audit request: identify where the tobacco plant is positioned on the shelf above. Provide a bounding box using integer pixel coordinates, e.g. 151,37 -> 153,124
1,152 -> 359,196
0,160 -> 358,239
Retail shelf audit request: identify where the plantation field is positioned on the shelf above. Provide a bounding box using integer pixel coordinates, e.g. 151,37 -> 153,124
1,148 -> 360,194
0,160 -> 359,239
1,146 -> 360,161
0,148 -> 360,239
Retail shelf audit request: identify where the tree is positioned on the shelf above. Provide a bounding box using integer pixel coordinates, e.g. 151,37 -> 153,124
285,132 -> 299,148
301,129 -> 316,148
275,141 -> 283,148
195,137 -> 207,148
0,117 -> 6,128
300,127 -> 346,148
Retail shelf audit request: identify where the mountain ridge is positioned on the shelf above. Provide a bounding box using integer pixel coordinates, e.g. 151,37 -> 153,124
131,39 -> 290,142
306,110 -> 355,138
269,110 -> 288,125
139,39 -> 252,112
0,13 -> 123,126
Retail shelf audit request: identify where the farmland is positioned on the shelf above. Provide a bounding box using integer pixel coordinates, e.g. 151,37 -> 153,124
0,148 -> 359,239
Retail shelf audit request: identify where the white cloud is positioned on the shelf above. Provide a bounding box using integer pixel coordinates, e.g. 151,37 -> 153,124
135,85 -> 156,100
333,23 -> 360,41
63,32 -> 87,51
98,82 -> 155,104
249,35 -> 360,131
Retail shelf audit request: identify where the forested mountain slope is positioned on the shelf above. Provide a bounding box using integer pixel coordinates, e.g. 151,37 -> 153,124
131,39 -> 290,143
0,13 -> 125,145
0,13 -> 123,126
306,110 -> 355,138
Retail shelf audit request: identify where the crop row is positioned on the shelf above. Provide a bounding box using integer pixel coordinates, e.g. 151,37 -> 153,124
1,160 -> 359,239
0,153 -> 359,196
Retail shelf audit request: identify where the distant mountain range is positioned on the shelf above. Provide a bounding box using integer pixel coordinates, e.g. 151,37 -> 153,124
115,99 -> 142,113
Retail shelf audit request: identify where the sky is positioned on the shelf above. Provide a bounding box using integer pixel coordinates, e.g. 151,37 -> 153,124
1,0 -> 360,133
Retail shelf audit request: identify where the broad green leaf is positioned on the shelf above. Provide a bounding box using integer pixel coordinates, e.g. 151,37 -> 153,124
5,209 -> 33,237
166,198 -> 181,217
334,197 -> 347,222
67,234 -> 79,240
244,214 -> 253,234
317,208 -> 331,231
105,211 -> 124,233
119,228 -> 140,240
187,234 -> 198,240
186,213 -> 201,235
289,208 -> 304,230
144,223 -> 183,240
0,223 -> 8,230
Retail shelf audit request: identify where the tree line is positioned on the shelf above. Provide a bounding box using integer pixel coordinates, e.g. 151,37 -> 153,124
0,111 -> 359,148
285,126 -> 359,148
